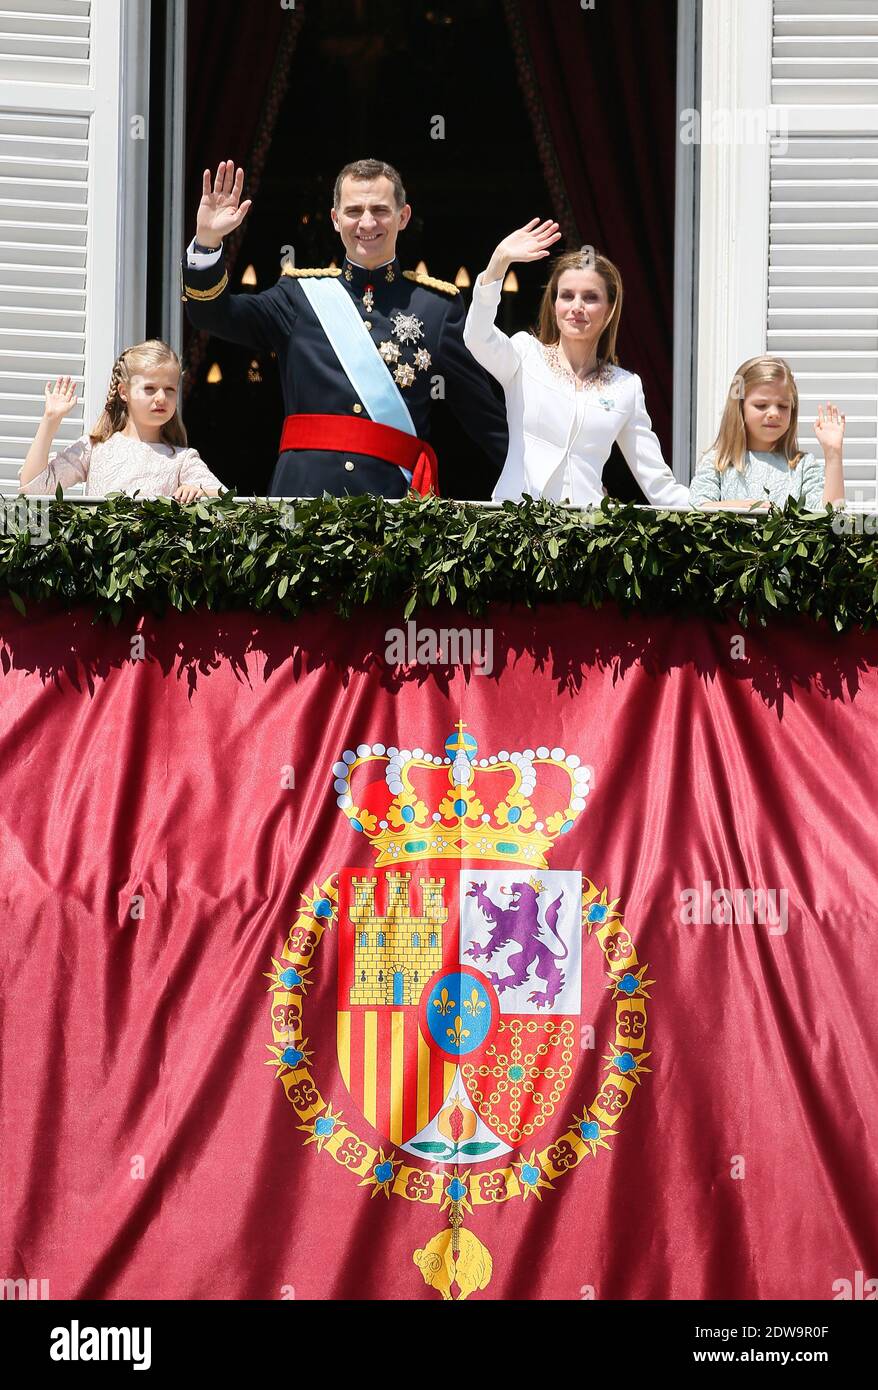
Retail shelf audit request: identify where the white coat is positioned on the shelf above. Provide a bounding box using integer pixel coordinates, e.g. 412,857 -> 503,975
463,271 -> 690,507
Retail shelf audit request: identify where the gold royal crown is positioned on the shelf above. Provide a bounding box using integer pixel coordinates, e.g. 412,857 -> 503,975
332,721 -> 592,867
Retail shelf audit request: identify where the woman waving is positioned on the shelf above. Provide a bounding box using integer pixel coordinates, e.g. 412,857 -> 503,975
464,220 -> 690,507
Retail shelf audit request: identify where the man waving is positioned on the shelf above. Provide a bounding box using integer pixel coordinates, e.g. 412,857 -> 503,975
181,158 -> 508,497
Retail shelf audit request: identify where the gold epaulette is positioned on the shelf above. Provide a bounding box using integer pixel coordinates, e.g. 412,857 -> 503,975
403,269 -> 459,297
281,265 -> 343,278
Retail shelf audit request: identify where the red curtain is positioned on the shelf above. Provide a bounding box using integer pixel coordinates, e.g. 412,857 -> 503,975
2,600 -> 877,1300
504,0 -> 678,462
183,0 -> 304,388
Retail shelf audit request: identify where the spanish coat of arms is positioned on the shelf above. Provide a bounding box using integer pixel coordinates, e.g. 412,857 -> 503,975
265,723 -> 653,1299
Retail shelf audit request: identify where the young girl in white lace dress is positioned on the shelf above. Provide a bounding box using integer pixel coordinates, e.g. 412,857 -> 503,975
689,355 -> 846,509
18,339 -> 224,500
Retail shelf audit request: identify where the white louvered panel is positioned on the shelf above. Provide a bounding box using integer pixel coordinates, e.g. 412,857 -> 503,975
0,0 -> 91,85
768,134 -> 878,502
0,107 -> 88,487
773,0 -> 878,102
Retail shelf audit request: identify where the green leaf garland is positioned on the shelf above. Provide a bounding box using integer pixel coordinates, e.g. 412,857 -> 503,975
1,491 -> 875,632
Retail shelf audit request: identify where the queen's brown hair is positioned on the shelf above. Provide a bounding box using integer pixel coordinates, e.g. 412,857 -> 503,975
534,249 -> 623,363
90,340 -> 187,446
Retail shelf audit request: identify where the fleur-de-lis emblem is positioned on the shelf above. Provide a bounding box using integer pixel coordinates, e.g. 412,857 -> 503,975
446,1016 -> 471,1047
462,987 -> 485,1017
433,987 -> 455,1016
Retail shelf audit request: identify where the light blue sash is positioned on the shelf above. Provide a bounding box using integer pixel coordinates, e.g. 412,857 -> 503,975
298,277 -> 417,437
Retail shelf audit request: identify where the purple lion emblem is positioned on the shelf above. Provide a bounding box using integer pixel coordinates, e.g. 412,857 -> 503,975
465,879 -> 568,1010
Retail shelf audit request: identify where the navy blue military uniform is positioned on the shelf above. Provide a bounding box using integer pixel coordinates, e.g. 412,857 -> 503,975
181,250 -> 509,497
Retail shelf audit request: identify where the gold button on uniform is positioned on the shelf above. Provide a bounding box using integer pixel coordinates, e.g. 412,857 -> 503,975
344,460 -> 355,472
363,321 -> 372,330
352,403 -> 363,414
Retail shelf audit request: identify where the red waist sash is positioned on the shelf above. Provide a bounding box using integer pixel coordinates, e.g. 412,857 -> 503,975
279,414 -> 438,496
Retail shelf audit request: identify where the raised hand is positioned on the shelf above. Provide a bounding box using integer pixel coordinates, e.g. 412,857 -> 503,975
43,376 -> 78,423
195,161 -> 253,247
494,218 -> 562,266
483,218 -> 562,286
814,402 -> 845,455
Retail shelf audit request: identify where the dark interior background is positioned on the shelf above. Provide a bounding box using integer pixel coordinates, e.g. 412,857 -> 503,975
147,0 -> 678,502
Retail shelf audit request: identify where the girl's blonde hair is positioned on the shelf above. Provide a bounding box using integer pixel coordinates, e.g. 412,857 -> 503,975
90,339 -> 187,446
708,355 -> 802,474
534,249 -> 623,364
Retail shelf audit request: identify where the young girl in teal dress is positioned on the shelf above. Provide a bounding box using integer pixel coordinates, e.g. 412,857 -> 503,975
689,355 -> 845,509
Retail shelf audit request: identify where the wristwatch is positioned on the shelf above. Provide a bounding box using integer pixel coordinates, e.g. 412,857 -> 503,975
193,239 -> 222,254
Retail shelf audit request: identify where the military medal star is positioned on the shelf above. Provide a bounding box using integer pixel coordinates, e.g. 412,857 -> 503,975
414,348 -> 432,372
394,362 -> 416,388
391,310 -> 424,345
379,341 -> 400,364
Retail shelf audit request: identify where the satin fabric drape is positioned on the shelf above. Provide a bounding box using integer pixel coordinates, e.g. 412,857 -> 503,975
1,600 -> 876,1300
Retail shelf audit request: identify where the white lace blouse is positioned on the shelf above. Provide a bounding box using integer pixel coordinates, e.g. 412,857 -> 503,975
18,431 -> 225,499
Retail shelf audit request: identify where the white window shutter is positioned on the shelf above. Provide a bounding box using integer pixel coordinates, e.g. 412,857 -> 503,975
772,0 -> 878,105
768,0 -> 878,503
0,105 -> 89,491
0,0 -> 92,86
0,0 -> 148,498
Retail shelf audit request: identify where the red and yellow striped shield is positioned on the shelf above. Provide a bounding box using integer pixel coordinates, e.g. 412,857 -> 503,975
336,863 -> 458,1146
336,862 -> 582,1157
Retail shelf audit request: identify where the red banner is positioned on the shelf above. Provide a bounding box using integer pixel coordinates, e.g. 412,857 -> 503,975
1,599 -> 877,1301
